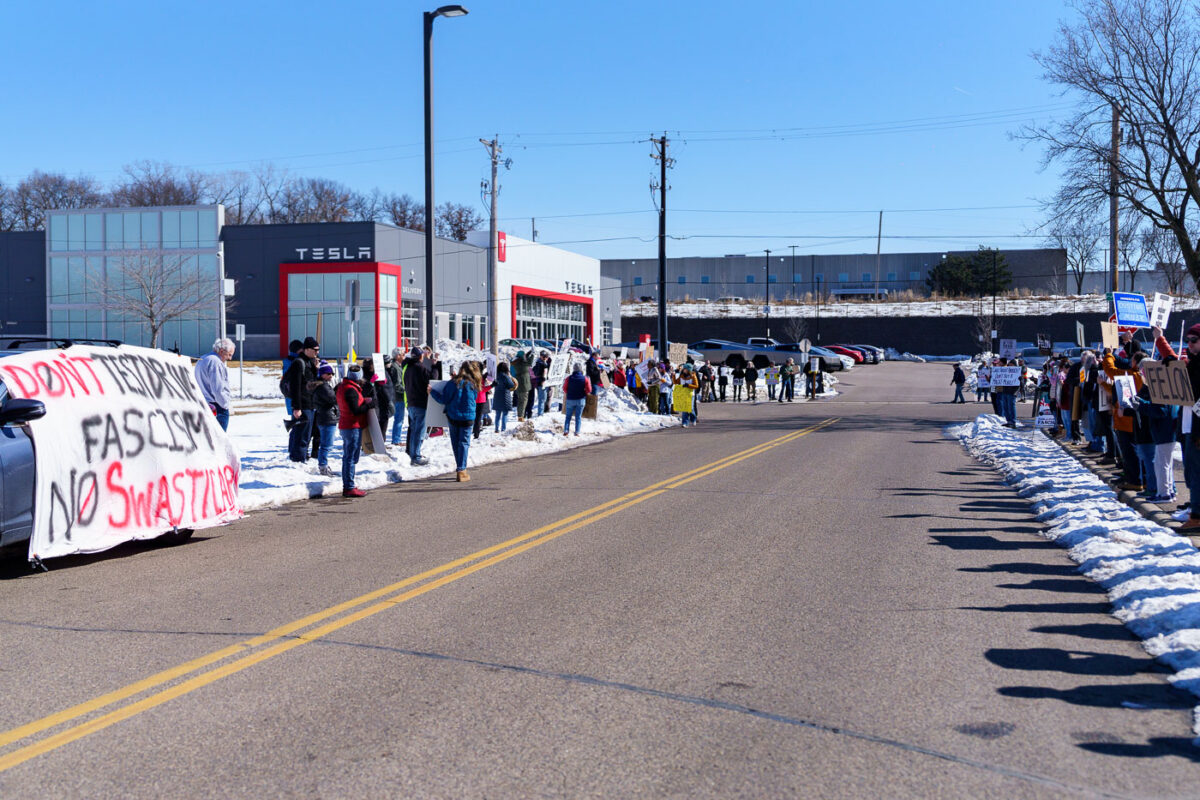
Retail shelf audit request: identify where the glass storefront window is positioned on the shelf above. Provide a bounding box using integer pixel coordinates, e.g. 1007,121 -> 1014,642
123,213 -> 141,249
85,214 -> 103,249
106,213 -> 123,250
180,211 -> 198,248
162,211 -> 180,249
50,258 -> 68,299
198,209 -> 217,247
49,215 -> 67,252
68,214 -> 85,250
141,212 -> 160,247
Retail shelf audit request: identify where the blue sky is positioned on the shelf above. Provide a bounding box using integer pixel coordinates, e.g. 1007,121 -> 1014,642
2,0 -> 1076,260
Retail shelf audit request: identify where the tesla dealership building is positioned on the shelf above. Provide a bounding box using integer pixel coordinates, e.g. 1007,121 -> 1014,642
0,204 -> 621,359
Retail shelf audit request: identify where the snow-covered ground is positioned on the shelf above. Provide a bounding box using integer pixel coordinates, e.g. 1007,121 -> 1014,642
224,342 -> 838,512
625,295 -> 1200,320
952,414 -> 1200,738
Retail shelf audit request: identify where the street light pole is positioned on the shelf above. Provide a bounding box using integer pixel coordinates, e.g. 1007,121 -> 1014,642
991,249 -> 997,353
422,4 -> 468,347
764,249 -> 771,338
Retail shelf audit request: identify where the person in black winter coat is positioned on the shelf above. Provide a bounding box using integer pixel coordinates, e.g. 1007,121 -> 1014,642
311,363 -> 340,476
285,337 -> 320,461
402,347 -> 439,465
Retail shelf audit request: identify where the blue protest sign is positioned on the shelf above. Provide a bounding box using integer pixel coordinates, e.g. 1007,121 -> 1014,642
1112,292 -> 1151,328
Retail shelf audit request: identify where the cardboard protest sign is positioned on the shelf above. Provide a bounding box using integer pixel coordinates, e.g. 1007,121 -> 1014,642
599,371 -> 612,389
668,342 -> 688,364
360,407 -> 390,457
1140,360 -> 1194,406
990,366 -> 1021,386
1150,293 -> 1173,329
0,345 -> 241,560
424,380 -> 452,429
998,339 -> 1017,359
547,354 -> 570,384
582,394 -> 598,419
1100,321 -> 1119,350
1113,292 -> 1151,328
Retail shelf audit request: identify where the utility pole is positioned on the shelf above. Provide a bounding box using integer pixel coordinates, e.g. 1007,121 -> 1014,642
764,249 -> 772,338
531,217 -> 537,242
991,250 -> 998,353
651,133 -> 673,356
874,210 -> 882,300
480,135 -> 509,355
1109,104 -> 1120,293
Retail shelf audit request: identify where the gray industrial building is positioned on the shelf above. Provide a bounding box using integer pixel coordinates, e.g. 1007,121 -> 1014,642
600,248 -> 1071,301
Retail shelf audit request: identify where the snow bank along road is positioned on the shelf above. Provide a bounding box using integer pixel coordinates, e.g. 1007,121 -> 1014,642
0,363 -> 1196,798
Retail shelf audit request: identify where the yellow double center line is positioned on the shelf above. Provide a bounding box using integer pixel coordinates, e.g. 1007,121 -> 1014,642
0,417 -> 837,772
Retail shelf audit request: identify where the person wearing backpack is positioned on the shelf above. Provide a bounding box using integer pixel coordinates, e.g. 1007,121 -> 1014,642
430,361 -> 482,482
561,362 -> 592,436
284,337 -> 320,462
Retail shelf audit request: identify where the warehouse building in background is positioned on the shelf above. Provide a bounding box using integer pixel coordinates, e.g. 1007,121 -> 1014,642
0,204 -> 611,359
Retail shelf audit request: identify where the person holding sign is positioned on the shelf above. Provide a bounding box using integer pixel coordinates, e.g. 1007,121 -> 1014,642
1100,345 -> 1145,490
1177,323 -> 1200,532
1132,354 -> 1179,502
430,361 -> 482,482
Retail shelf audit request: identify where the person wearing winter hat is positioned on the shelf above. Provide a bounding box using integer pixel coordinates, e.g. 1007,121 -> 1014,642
1148,323 -> 1200,531
361,358 -> 393,442
335,362 -> 374,497
284,337 -> 320,462
387,347 -> 407,445
402,346 -> 439,466
312,362 -> 339,477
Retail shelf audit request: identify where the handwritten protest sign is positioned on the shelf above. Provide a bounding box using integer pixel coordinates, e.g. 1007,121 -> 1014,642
668,342 -> 688,364
0,345 -> 241,560
1140,360 -> 1195,406
998,339 -> 1017,359
1100,321 -> 1119,350
1037,334 -> 1051,354
547,353 -> 570,384
990,366 -> 1021,386
1149,293 -> 1173,329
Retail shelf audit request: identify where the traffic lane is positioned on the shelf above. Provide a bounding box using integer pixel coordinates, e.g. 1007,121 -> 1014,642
0,409 -> 1052,798
0,405 -> 824,744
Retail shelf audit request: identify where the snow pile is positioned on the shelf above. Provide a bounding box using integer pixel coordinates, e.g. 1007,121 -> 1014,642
951,414 -> 1200,735
884,349 -> 926,363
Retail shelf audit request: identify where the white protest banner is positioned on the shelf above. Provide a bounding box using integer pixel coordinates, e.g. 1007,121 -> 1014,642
998,339 -> 1017,359
0,345 -> 241,560
1149,293 -> 1173,329
618,347 -> 628,361
990,366 -> 1021,386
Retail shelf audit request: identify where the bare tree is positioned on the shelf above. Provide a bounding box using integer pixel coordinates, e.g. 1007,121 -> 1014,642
781,316 -> 808,344
254,163 -> 291,224
109,160 -> 208,207
207,170 -> 263,225
1046,212 -> 1103,293
1144,225 -> 1191,293
0,180 -> 14,232
10,170 -> 106,230
383,193 -> 424,230
1023,0 -> 1200,291
90,253 -> 219,349
435,202 -> 484,241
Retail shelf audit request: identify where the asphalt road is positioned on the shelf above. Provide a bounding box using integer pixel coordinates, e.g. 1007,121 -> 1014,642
0,362 -> 1197,798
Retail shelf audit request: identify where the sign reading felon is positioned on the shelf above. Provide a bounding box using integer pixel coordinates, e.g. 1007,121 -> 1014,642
1140,360 -> 1195,406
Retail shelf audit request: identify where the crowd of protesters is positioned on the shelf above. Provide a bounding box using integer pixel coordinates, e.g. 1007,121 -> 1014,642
962,326 -> 1200,533
199,340 -> 828,499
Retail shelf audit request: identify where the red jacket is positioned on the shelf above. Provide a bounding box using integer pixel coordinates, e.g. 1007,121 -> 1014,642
336,378 -> 374,430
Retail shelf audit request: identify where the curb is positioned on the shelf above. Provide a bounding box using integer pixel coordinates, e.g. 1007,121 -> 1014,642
1048,434 -> 1187,532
